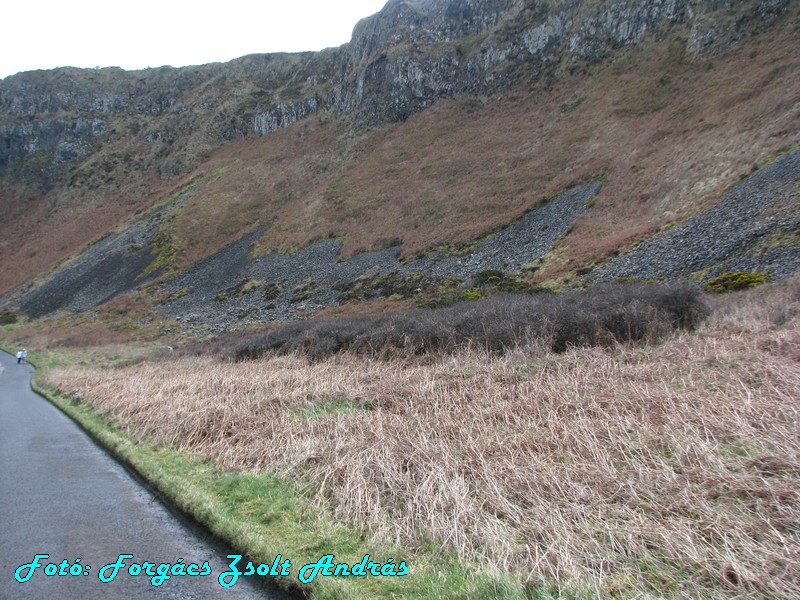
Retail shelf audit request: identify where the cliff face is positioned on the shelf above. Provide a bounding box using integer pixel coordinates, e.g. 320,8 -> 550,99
331,0 -> 790,122
0,0 -> 790,191
0,56 -> 337,184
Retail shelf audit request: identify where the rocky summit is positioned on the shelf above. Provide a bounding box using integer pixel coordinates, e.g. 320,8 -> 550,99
1,0 -> 798,331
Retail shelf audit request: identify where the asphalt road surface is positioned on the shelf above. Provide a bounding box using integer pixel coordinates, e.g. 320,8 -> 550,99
0,351 -> 291,599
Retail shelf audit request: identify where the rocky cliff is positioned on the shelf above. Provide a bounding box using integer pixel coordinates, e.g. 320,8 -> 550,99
1,0 -> 790,189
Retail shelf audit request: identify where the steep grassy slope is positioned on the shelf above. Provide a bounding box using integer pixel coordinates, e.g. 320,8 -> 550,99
149,14 -> 800,283
0,52 -> 337,296
1,2 -> 798,305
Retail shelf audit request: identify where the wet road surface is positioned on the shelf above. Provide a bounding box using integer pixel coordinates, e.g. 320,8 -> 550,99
0,351 -> 291,599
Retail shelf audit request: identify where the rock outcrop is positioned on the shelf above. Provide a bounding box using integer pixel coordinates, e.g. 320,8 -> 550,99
1,0 -> 792,189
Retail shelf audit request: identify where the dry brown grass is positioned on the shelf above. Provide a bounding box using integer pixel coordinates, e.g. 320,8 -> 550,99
0,291 -> 180,354
42,281 -> 800,597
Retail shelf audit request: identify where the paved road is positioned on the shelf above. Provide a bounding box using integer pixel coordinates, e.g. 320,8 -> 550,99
0,351 -> 291,599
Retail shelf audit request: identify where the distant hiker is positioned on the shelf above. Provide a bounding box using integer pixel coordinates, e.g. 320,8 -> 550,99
22,349 -> 28,363
16,350 -> 23,364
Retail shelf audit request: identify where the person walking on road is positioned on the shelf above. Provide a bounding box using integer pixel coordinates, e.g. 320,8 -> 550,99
21,349 -> 28,364
16,350 -> 23,364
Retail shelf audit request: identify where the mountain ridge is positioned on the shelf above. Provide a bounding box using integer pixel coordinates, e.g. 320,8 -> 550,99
3,0 -> 790,189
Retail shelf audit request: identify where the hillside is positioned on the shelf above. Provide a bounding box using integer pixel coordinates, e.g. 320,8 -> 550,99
1,0 -> 799,330
3,3 -> 800,597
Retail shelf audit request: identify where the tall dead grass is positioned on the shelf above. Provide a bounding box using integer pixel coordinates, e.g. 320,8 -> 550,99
43,282 -> 800,597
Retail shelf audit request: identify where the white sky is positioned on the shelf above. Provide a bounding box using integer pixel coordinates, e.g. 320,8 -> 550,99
1,1 -> 389,79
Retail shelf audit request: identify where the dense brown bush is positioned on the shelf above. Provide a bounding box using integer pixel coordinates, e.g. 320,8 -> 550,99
229,282 -> 710,361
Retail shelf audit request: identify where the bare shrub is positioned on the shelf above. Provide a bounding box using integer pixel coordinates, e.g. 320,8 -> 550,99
228,282 -> 709,361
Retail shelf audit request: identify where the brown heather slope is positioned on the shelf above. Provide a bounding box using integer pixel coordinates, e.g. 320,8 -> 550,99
1,5 -> 798,297
152,12 -> 800,281
0,166 -> 172,295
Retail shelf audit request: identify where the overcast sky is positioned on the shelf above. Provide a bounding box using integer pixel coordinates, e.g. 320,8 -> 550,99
1,1 -> 388,79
